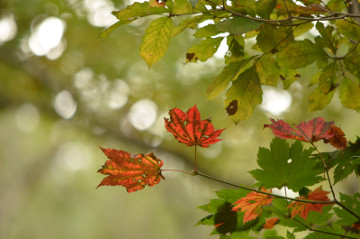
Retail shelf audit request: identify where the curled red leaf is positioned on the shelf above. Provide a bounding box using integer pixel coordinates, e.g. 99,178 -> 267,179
323,125 -> 347,149
232,187 -> 273,223
264,118 -> 348,149
264,117 -> 335,143
288,186 -> 333,220
97,147 -> 164,193
164,105 -> 224,148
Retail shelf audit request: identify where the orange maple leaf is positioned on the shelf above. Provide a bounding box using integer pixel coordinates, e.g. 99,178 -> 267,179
97,147 -> 164,193
263,217 -> 279,229
232,187 -> 273,223
164,105 -> 224,148
288,186 -> 333,220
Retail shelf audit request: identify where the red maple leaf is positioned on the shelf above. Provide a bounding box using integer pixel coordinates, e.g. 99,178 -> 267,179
288,186 -> 333,220
264,117 -> 341,144
97,147 -> 164,193
232,187 -> 273,223
263,217 -> 279,229
323,125 -> 347,149
164,105 -> 224,148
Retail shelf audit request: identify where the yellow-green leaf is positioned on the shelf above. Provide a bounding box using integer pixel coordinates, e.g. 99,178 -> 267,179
224,66 -> 262,123
207,58 -> 253,99
140,17 -> 173,67
186,37 -> 223,62
277,39 -> 327,69
255,55 -> 280,86
339,78 -> 360,112
173,0 -> 193,14
112,2 -> 168,20
98,20 -> 134,39
194,24 -> 221,38
216,17 -> 261,35
308,87 -> 335,111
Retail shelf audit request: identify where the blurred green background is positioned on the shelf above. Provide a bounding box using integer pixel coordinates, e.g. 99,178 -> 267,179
1,0 -> 359,238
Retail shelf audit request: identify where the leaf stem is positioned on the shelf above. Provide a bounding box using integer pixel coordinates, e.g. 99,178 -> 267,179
310,142 -> 336,200
161,168 -> 195,175
194,145 -> 198,172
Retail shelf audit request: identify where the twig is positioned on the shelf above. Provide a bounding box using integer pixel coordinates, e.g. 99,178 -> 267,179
267,209 -> 358,239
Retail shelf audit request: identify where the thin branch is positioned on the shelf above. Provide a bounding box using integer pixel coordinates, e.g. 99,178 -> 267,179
193,171 -> 335,204
311,142 -> 337,200
281,0 -> 292,18
268,209 -> 358,239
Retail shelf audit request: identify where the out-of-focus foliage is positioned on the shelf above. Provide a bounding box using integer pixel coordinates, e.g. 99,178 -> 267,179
1,0 -> 360,238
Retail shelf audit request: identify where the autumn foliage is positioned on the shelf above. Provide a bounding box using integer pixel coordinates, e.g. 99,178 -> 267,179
288,187 -> 332,220
97,106 -> 360,239
264,117 -> 347,149
164,105 -> 224,148
97,147 -> 164,192
232,187 -> 273,223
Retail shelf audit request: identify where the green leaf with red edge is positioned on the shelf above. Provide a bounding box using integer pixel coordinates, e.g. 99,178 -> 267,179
288,186 -> 333,220
164,105 -> 224,148
232,187 -> 273,223
97,147 -> 164,193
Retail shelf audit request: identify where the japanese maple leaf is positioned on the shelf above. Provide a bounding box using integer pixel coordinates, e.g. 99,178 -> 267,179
288,186 -> 333,220
264,117 -> 335,142
232,187 -> 273,223
263,217 -> 279,229
164,105 -> 224,148
97,147 -> 164,193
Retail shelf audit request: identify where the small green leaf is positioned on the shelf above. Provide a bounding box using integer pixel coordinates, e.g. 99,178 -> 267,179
286,231 -> 295,239
172,15 -> 209,38
339,78 -> 360,112
173,0 -> 193,14
98,20 -> 134,39
194,24 -> 221,38
277,39 -> 327,69
216,17 -> 261,35
256,0 -> 277,19
250,138 -> 323,191
207,58 -> 253,99
224,66 -> 262,123
315,22 -> 337,52
186,37 -> 223,62
333,193 -> 360,226
140,17 -> 173,67
308,87 -> 335,111
256,25 -> 290,53
112,2 -> 168,20
225,35 -> 245,64
255,54 -> 280,86
336,19 -> 360,41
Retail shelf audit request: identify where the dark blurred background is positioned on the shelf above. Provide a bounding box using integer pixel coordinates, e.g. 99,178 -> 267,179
1,0 -> 359,238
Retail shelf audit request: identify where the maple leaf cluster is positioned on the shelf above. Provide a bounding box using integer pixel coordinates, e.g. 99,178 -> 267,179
264,117 -> 347,149
97,105 -> 224,192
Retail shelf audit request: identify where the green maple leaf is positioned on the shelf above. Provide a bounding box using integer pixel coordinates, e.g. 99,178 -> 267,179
250,138 -> 323,191
333,193 -> 360,226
